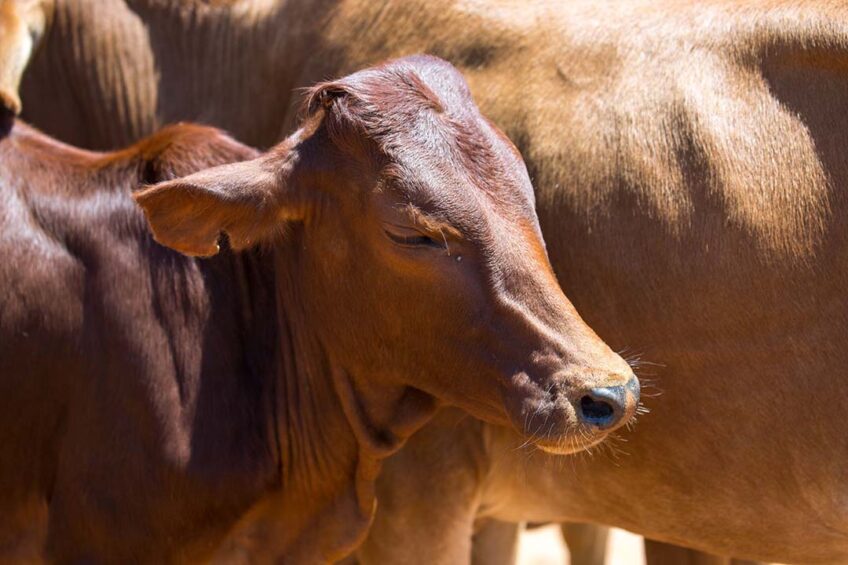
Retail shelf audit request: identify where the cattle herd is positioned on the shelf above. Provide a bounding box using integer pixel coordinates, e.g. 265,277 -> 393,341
0,1 -> 846,564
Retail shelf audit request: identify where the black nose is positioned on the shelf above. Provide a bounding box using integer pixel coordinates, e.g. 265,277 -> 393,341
579,385 -> 627,428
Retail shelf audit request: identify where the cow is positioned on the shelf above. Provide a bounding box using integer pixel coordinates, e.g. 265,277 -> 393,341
0,55 -> 637,562
4,1 -> 848,562
339,4 -> 847,564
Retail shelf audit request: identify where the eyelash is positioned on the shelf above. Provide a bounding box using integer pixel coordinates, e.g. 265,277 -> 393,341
384,230 -> 446,249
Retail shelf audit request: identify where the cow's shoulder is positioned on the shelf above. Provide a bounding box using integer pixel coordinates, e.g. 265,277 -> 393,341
0,120 -> 256,340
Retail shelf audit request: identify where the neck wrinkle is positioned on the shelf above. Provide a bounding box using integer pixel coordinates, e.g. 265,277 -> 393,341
274,281 -> 355,498
230,241 -> 439,563
234,243 -> 370,563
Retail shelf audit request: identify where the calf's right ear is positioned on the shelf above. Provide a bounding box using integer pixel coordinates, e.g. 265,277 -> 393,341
134,155 -> 299,257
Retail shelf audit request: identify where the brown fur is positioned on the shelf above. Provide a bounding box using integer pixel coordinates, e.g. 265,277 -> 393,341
5,1 -> 848,562
644,540 -> 768,565
0,56 -> 634,562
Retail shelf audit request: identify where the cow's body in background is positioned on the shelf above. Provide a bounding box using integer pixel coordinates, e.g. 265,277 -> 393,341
354,6 -> 848,561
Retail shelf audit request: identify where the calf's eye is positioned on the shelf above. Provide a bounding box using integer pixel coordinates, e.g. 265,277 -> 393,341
384,229 -> 445,249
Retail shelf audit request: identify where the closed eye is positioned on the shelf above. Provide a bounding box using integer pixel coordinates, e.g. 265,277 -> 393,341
384,228 -> 446,249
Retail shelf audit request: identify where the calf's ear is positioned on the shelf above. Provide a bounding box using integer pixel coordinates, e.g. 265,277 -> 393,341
134,156 -> 297,257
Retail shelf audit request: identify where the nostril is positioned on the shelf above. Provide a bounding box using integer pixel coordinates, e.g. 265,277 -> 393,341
579,395 -> 616,425
578,385 -> 626,428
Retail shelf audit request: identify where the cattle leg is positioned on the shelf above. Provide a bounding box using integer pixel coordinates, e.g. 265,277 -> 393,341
644,539 -> 767,565
470,519 -> 522,565
560,522 -> 609,565
356,411 -> 488,565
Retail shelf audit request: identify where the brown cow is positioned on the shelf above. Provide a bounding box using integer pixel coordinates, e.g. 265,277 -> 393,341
343,5 -> 846,564
0,55 -> 637,562
5,1 -> 848,562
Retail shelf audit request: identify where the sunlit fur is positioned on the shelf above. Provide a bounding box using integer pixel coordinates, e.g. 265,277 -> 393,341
7,1 -> 848,562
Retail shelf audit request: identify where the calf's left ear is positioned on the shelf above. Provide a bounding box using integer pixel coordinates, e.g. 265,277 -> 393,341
134,156 -> 295,257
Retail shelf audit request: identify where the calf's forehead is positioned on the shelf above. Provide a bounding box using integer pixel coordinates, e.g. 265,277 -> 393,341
315,55 -> 538,227
382,114 -> 538,225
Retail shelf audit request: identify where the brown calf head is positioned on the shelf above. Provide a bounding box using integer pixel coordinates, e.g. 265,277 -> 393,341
134,55 -> 638,455
0,0 -> 49,114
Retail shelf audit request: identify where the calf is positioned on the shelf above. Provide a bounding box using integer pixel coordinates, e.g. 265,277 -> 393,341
0,55 -> 636,562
